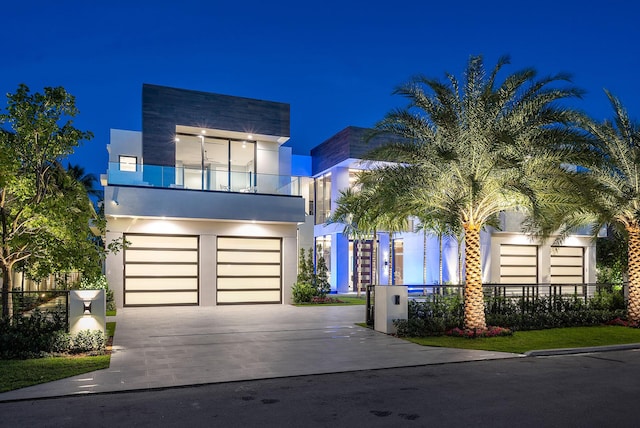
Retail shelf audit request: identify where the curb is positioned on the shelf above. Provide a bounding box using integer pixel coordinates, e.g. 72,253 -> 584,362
525,342 -> 640,357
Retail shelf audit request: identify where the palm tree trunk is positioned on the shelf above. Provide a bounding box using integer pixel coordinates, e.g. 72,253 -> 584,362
463,224 -> 486,330
627,226 -> 640,322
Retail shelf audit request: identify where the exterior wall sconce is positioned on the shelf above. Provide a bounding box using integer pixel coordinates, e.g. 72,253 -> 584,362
83,301 -> 92,315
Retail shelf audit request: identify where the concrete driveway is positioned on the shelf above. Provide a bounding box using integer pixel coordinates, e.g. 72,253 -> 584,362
0,304 -> 517,401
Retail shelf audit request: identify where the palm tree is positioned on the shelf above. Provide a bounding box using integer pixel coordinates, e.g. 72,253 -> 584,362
328,187 -> 374,296
367,55 -> 587,330
578,90 -> 640,322
67,163 -> 101,199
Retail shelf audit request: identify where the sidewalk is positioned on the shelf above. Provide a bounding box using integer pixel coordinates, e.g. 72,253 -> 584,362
0,305 -> 517,401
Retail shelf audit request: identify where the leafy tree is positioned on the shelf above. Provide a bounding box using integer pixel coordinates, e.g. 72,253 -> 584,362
0,85 -> 94,319
366,56 -> 588,330
578,90 -> 640,321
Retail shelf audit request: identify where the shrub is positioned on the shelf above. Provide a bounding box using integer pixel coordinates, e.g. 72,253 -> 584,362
293,247 -> 332,302
0,310 -> 66,359
52,329 -> 106,354
292,282 -> 316,303
396,291 -> 628,337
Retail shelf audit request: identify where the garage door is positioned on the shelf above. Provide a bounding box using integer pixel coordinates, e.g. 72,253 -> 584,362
500,244 -> 538,284
550,246 -> 584,284
124,234 -> 199,306
217,237 -> 282,304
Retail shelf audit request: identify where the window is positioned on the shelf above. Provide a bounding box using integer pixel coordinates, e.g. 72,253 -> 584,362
314,173 -> 331,224
119,155 -> 137,172
174,126 -> 256,191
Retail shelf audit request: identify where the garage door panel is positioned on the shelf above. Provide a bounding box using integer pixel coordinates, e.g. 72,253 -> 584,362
500,266 -> 538,277
218,277 -> 281,290
218,237 -> 280,251
126,291 -> 198,305
126,235 -> 198,249
501,276 -> 540,284
126,250 -> 198,263
126,263 -> 198,277
217,251 -> 280,263
217,290 -> 281,304
550,257 -> 583,266
126,277 -> 198,291
501,245 -> 537,256
217,264 -> 280,276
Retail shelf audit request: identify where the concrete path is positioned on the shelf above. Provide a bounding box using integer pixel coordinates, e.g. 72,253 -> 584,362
0,305 -> 517,401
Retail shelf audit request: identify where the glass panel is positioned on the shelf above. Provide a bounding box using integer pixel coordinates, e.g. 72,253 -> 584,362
315,177 -> 324,224
119,156 -> 137,172
230,140 -> 255,192
315,236 -> 331,281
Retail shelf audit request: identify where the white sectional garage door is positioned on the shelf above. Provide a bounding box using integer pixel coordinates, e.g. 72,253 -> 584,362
217,237 -> 282,304
124,234 -> 199,306
550,246 -> 584,284
500,244 -> 538,284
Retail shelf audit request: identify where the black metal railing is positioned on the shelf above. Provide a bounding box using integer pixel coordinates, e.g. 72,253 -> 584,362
366,283 -> 626,326
1,290 -> 70,330
407,283 -> 625,302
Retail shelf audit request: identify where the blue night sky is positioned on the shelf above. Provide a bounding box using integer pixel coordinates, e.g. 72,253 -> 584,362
2,0 -> 639,181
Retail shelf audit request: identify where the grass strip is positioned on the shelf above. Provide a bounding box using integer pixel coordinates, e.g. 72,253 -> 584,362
295,295 -> 367,306
0,321 -> 116,393
405,325 -> 640,354
0,354 -> 111,393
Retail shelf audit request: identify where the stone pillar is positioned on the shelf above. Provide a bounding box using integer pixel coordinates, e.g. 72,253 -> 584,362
69,290 -> 106,335
374,285 -> 408,334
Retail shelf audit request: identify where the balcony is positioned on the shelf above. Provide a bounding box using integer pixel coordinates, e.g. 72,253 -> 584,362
107,162 -> 304,197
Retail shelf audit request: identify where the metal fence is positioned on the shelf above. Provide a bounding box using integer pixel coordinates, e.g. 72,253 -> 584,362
366,283 -> 626,327
1,290 -> 70,330
407,283 -> 624,301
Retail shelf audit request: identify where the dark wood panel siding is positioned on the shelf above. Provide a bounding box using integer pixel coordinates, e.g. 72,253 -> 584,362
142,84 -> 290,166
310,126 -> 407,175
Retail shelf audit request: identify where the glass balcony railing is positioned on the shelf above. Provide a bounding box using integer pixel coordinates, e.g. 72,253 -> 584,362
107,163 -> 305,197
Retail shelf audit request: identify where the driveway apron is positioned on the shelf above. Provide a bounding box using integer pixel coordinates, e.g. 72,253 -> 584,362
0,305 -> 517,400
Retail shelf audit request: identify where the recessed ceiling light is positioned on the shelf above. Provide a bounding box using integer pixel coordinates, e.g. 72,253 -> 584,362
247,134 -> 253,139
201,130 -> 206,134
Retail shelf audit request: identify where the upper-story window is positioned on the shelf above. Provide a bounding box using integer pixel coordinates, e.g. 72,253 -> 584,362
314,173 -> 331,224
119,155 -> 137,172
174,126 -> 256,191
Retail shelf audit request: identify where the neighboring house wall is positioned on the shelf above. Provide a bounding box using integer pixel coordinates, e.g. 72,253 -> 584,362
309,126 -> 598,292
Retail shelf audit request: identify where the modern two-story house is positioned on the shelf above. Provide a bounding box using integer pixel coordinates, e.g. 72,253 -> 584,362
104,84 -> 307,307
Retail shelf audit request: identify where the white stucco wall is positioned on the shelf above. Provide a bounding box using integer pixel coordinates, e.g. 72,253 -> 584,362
105,217 -> 299,308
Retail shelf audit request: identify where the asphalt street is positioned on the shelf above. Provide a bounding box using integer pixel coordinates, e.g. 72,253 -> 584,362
2,348 -> 639,427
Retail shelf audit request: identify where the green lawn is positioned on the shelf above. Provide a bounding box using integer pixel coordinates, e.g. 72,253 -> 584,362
0,322 -> 115,393
405,326 -> 640,354
295,294 -> 367,306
